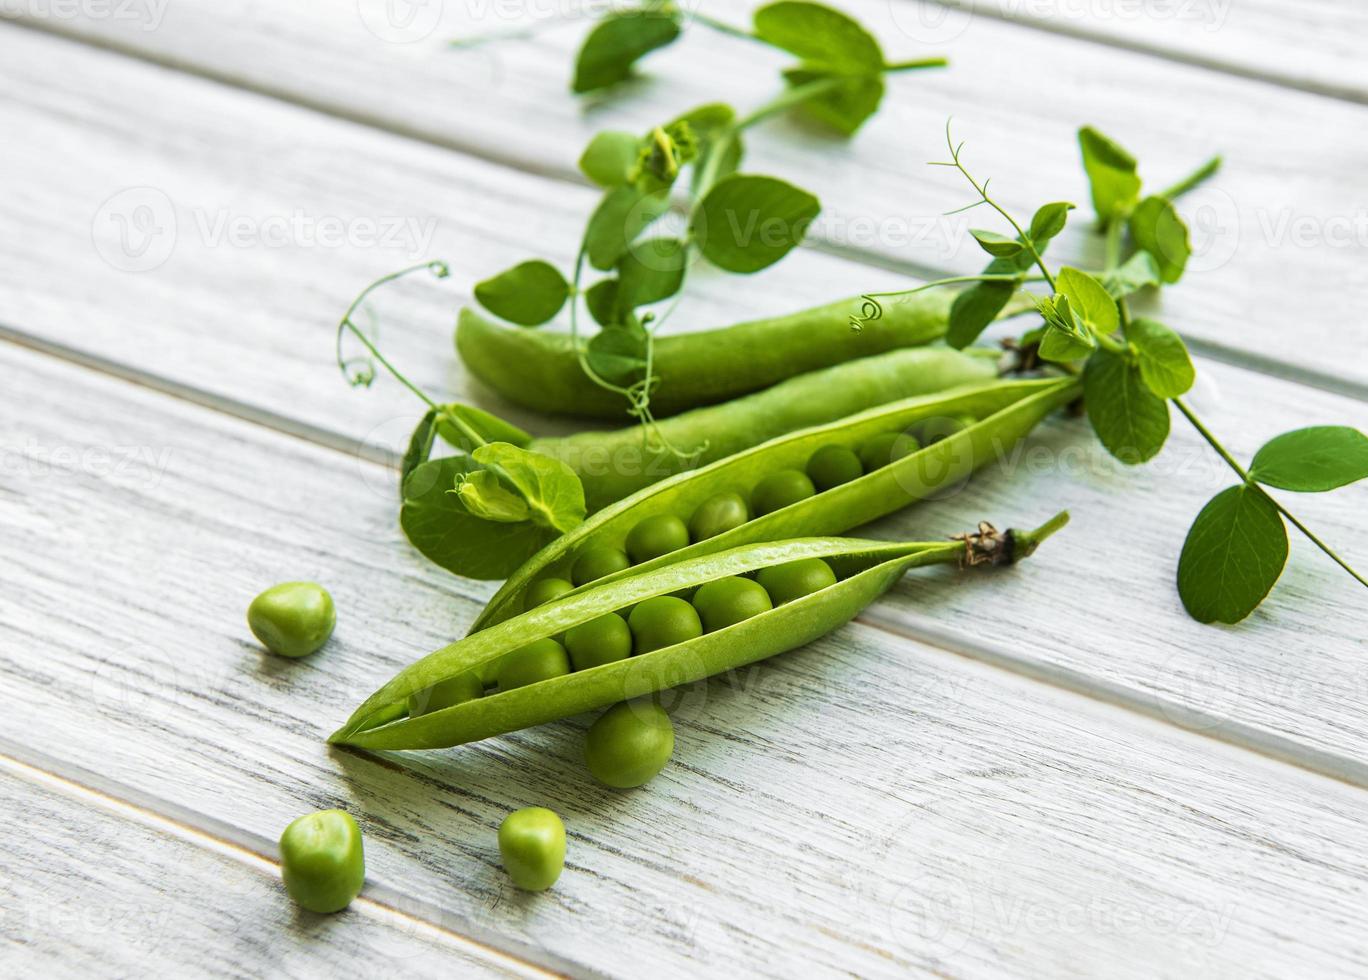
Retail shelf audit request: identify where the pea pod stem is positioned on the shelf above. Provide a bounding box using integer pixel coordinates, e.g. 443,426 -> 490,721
331,514 -> 1066,750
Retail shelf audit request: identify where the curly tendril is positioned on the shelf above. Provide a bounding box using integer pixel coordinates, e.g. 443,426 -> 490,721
849,294 -> 884,333
335,260 -> 450,408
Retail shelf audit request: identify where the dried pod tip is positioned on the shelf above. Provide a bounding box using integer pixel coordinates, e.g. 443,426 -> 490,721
955,510 -> 1069,566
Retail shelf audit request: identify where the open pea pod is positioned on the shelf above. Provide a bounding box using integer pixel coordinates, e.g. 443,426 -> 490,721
331,514 -> 1067,750
473,376 -> 1081,632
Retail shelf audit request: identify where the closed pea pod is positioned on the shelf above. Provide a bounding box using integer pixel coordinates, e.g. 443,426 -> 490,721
471,376 -> 1081,632
330,514 -> 1067,750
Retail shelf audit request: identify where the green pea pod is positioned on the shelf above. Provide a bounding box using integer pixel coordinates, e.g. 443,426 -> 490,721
473,376 -> 1081,632
330,514 -> 1066,750
456,289 -> 1035,419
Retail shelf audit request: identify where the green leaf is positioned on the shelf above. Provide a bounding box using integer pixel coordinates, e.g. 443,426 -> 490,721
584,278 -> 623,327
1035,295 -> 1095,363
434,404 -> 531,453
1249,426 -> 1368,492
572,9 -> 681,93
579,130 -> 640,187
400,409 -> 438,495
1102,250 -> 1161,298
971,229 -> 1024,258
617,236 -> 687,308
1028,201 -> 1074,246
472,442 -> 586,535
453,469 -> 531,523
1130,196 -> 1191,283
584,185 -> 671,271
1177,484 -> 1288,624
752,1 -> 883,71
1126,318 -> 1194,398
1083,348 -> 1170,463
586,322 -> 649,385
473,260 -> 569,326
1078,126 -> 1141,225
400,455 -> 566,581
692,174 -> 820,274
780,67 -> 884,136
1056,266 -> 1119,336
946,280 -> 1016,349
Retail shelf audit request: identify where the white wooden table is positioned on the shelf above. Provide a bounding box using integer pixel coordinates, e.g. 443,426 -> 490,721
2,2 -> 1365,975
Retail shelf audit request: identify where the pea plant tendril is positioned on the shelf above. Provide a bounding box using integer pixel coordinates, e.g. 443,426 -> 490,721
857,122 -> 1368,624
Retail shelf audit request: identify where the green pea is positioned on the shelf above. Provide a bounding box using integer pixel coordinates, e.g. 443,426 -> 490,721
564,613 -> 632,671
625,513 -> 690,564
687,491 -> 750,542
756,558 -> 838,606
571,546 -> 630,586
408,672 -> 483,718
584,701 -> 675,789
628,596 -> 702,654
691,576 -> 773,632
524,577 -> 574,610
805,444 -> 863,492
858,431 -> 919,472
247,581 -> 335,658
498,807 -> 565,892
498,638 -> 570,691
751,469 -> 816,517
916,413 -> 975,445
279,809 -> 365,914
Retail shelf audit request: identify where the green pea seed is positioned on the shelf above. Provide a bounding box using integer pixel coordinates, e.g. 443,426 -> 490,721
498,638 -> 570,691
687,491 -> 750,542
756,558 -> 838,606
584,701 -> 675,789
247,581 -> 335,658
524,577 -> 574,610
625,513 -> 690,564
858,431 -> 920,472
751,469 -> 816,517
571,546 -> 631,586
916,413 -> 975,445
408,671 -> 483,718
564,613 -> 633,671
691,576 -> 773,632
279,809 -> 365,914
627,596 -> 702,654
498,807 -> 565,892
805,444 -> 863,492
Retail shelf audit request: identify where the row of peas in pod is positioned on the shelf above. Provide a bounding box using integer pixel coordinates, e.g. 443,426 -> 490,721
522,411 -> 978,608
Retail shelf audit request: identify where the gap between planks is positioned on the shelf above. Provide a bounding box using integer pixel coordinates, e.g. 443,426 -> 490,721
0,739 -> 574,979
5,13 -> 1366,406
5,330 -> 1367,795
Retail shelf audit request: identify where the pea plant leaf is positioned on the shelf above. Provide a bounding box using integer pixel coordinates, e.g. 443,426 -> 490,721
780,68 -> 884,136
617,236 -> 688,308
691,174 -> 820,273
572,8 -> 682,93
1078,126 -> 1141,226
1055,266 -> 1119,335
473,260 -> 569,326
1248,426 -> 1368,492
579,130 -> 641,187
433,403 -> 532,453
586,322 -> 650,385
971,229 -> 1024,258
1035,294 -> 1096,363
1126,317 -> 1195,398
400,455 -> 567,581
1102,250 -> 1161,298
1130,195 -> 1191,283
584,185 -> 671,271
1028,201 -> 1074,246
400,408 -> 439,493
473,442 -> 586,534
947,280 -> 1016,349
752,1 -> 884,71
1083,348 -> 1170,463
1177,484 -> 1288,624
584,278 -> 624,327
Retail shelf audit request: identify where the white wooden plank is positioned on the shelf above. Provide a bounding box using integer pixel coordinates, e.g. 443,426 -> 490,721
0,757 -> 534,979
5,5 -> 1368,394
3,341 -> 1368,976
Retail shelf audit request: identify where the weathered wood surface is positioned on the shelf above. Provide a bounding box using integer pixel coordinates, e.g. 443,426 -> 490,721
5,4 -> 1368,394
3,342 -> 1367,977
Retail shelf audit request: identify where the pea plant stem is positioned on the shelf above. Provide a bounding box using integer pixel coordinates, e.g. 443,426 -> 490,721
335,261 -> 448,412
1160,155 -> 1223,201
884,57 -> 949,71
